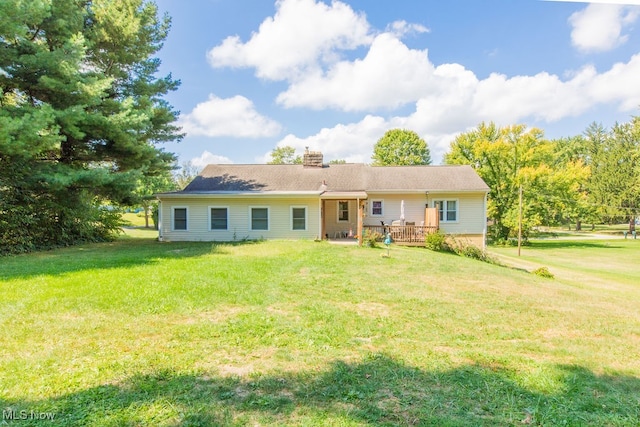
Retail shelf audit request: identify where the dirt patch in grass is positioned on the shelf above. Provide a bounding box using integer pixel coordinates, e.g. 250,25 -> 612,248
339,302 -> 391,317
169,307 -> 248,325
219,364 -> 254,377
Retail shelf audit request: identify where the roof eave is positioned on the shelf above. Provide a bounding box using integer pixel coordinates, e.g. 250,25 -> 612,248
366,188 -> 490,194
156,191 -> 323,199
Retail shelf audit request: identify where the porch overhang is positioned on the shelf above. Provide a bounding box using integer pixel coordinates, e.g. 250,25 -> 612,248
320,191 -> 368,200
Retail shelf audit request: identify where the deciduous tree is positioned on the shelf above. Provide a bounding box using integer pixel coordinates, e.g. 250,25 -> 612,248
267,146 -> 302,164
445,122 -> 589,241
585,119 -> 640,223
372,129 -> 431,166
173,160 -> 201,190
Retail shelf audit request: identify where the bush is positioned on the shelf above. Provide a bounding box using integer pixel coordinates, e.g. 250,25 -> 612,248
452,240 -> 498,264
364,229 -> 383,248
0,194 -> 123,256
456,243 -> 486,260
425,231 -> 448,251
151,204 -> 159,230
426,232 -> 499,265
532,267 -> 554,279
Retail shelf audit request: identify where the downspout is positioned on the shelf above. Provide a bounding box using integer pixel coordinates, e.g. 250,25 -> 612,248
482,192 -> 487,249
357,197 -> 364,247
158,199 -> 163,242
318,198 -> 323,240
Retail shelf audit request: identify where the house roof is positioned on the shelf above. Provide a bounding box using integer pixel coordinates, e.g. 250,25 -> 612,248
162,164 -> 489,196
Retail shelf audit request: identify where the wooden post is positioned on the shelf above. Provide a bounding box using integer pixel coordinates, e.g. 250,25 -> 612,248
320,199 -> 326,240
518,184 -> 523,257
357,199 -> 364,246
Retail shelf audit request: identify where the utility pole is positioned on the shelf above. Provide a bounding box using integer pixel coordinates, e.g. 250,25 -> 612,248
518,184 -> 523,257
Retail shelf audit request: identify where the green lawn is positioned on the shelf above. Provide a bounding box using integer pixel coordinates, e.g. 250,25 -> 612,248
121,212 -> 150,228
1,232 -> 639,426
490,237 -> 639,288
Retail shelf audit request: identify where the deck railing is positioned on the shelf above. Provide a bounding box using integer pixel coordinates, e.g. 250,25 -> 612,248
363,224 -> 438,244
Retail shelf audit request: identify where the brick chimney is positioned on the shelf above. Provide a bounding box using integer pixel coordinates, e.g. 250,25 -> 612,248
303,147 -> 323,168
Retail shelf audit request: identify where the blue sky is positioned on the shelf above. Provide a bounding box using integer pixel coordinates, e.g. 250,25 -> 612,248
153,0 -> 640,168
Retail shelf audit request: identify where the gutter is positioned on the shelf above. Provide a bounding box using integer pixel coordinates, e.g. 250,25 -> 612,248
156,191 -> 323,199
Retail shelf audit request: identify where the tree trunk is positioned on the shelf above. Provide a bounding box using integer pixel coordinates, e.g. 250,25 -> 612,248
144,206 -> 150,228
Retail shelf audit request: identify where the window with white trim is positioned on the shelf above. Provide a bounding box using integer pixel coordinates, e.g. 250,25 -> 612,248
338,201 -> 349,222
371,200 -> 383,216
434,200 -> 458,222
291,206 -> 307,231
251,207 -> 269,230
210,207 -> 228,230
173,207 -> 187,230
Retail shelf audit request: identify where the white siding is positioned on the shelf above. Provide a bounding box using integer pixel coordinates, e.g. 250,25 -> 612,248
324,200 -> 358,238
363,192 -> 486,235
159,197 -> 320,242
433,193 -> 486,236
159,191 -> 487,245
362,194 -> 426,227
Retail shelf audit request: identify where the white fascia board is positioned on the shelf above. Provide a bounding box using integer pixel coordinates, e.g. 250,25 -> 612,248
366,189 -> 489,194
156,191 -> 322,199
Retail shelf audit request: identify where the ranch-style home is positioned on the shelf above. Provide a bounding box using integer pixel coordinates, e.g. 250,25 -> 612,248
156,151 -> 490,248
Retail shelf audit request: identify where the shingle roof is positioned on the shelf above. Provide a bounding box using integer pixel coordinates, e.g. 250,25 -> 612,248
174,164 -> 489,194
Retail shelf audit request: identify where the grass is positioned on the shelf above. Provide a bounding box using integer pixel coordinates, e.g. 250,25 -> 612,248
121,212 -> 148,228
1,231 -> 639,425
490,237 -> 639,287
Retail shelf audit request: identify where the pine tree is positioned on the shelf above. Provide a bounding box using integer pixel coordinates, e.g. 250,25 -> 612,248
0,0 -> 182,254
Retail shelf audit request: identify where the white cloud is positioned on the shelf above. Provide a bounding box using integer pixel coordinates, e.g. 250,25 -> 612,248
268,115 -> 388,163
190,151 -> 234,169
203,0 -> 640,165
271,52 -> 640,164
269,114 -> 468,166
386,20 -> 430,38
178,94 -> 282,138
569,4 -> 639,52
276,33 -> 436,111
587,53 -> 640,109
207,0 -> 372,80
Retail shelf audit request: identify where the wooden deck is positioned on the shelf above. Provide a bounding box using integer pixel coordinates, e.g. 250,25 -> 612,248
363,225 -> 438,246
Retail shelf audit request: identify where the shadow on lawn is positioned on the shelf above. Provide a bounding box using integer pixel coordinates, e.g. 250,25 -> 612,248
0,239 -> 264,281
3,355 -> 639,426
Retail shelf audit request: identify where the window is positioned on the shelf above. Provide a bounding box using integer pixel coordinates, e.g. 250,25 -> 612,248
210,207 -> 228,230
434,200 -> 458,222
371,200 -> 383,216
173,207 -> 187,230
338,201 -> 349,222
251,207 -> 269,230
291,206 -> 307,230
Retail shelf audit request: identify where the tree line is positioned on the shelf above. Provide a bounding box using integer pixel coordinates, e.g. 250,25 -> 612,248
445,119 -> 639,242
1,1 -> 637,255
0,0 -> 182,255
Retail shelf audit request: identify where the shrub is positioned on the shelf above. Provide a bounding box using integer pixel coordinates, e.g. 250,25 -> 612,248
151,204 -> 159,230
452,239 -> 499,264
456,243 -> 485,260
425,231 -> 449,252
532,267 -> 554,279
364,229 -> 383,248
